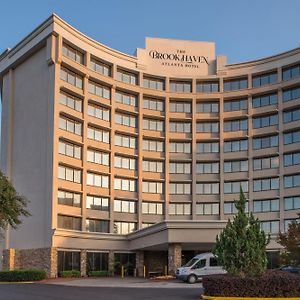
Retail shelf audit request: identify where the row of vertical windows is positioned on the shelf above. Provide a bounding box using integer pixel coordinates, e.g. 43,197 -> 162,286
284,174 -> 300,188
197,142 -> 219,153
197,122 -> 219,133
115,134 -> 137,149
283,86 -> 300,102
284,152 -> 300,166
87,172 -> 109,188
284,130 -> 300,145
224,78 -> 247,91
253,178 -> 279,192
252,72 -> 277,87
197,102 -> 219,113
143,118 -> 164,131
282,64 -> 300,81
142,202 -> 163,214
114,221 -> 137,234
87,149 -> 109,166
90,58 -> 111,77
143,97 -> 164,111
143,76 -> 164,90
58,165 -> 81,183
88,103 -> 110,121
114,199 -> 136,214
170,81 -> 191,93
88,81 -> 111,99
60,91 -> 82,112
253,114 -> 278,129
87,126 -> 110,143
254,156 -> 279,170
62,43 -> 84,64
169,122 -> 191,133
224,99 -> 247,112
60,67 -> 83,89
116,69 -> 138,85
58,215 -> 81,231
170,162 -> 191,174
224,160 -> 248,173
196,203 -> 219,215
224,181 -> 248,193
59,116 -> 82,135
115,156 -> 136,170
253,199 -> 279,212
224,202 -> 249,214
196,183 -> 219,194
143,160 -> 163,172
261,221 -> 279,234
143,139 -> 163,152
169,203 -> 191,215
86,219 -> 109,233
170,102 -> 191,113
86,196 -> 109,211
224,139 -> 247,152
59,140 -> 81,159
114,178 -> 136,191
252,93 -> 277,108
224,119 -> 247,132
142,181 -> 163,193
115,113 -> 137,128
170,142 -> 191,153
169,183 -> 191,194
196,82 -> 219,93
58,190 -> 81,207
116,91 -> 137,107
197,162 -> 219,174
283,107 -> 300,123
253,135 -> 278,150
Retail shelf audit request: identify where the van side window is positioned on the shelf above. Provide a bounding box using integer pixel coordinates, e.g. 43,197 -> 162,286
210,257 -> 218,267
193,259 -> 206,269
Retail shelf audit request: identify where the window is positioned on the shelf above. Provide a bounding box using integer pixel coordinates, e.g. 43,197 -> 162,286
116,91 -> 137,107
283,107 -> 300,123
170,162 -> 191,174
143,118 -> 164,131
284,196 -> 300,210
224,99 -> 247,112
224,181 -> 248,193
224,119 -> 248,132
58,165 -> 81,183
87,172 -> 109,188
169,203 -> 191,215
254,156 -> 279,170
170,81 -> 192,93
224,139 -> 248,152
284,130 -> 300,145
196,81 -> 219,93
170,101 -> 191,113
88,103 -> 110,121
90,58 -> 111,76
253,114 -> 278,129
253,178 -> 279,192
87,252 -> 108,273
114,221 -> 137,234
284,152 -> 300,167
142,181 -> 163,194
253,135 -> 278,150
170,142 -> 191,153
60,91 -> 82,112
86,219 -> 109,233
87,149 -> 109,166
142,223 -> 155,228
197,162 -> 219,174
58,251 -> 80,272
60,67 -> 83,89
143,139 -> 163,152
115,156 -> 136,170
62,43 -> 84,64
142,202 -> 163,215
197,122 -> 219,133
283,86 -> 300,102
282,64 -> 300,81
253,199 -> 279,213
197,102 -> 219,113
224,78 -> 247,91
224,201 -> 249,214
252,93 -> 278,108
114,178 -> 136,192
143,97 -> 164,111
252,72 -> 277,87
143,76 -> 164,90
115,113 -> 137,128
196,203 -> 219,215
169,183 -> 191,194
87,127 -> 110,143
114,199 -> 136,213
59,116 -> 82,135
196,183 -> 219,194
143,160 -> 163,172
197,142 -> 219,153
224,160 -> 248,173
261,220 -> 279,234
115,134 -> 136,149
58,190 -> 81,207
88,81 -> 111,99
116,69 -> 138,85
169,122 -> 191,133
284,174 -> 300,188
284,219 -> 300,232
58,215 -> 81,231
59,140 -> 81,159
86,196 -> 109,211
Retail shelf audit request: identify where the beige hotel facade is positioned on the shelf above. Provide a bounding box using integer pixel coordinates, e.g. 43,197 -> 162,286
0,14 -> 300,277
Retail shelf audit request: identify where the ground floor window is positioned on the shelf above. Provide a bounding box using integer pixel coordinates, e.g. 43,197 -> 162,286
114,253 -> 136,276
57,251 -> 80,275
267,251 -> 280,269
87,252 -> 108,273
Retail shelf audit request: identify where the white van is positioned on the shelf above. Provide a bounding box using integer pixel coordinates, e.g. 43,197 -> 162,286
176,252 -> 226,284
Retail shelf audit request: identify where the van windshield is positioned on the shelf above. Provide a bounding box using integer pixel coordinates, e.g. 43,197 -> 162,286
183,258 -> 199,267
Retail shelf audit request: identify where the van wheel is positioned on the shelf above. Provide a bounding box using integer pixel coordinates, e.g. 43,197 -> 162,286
187,274 -> 197,284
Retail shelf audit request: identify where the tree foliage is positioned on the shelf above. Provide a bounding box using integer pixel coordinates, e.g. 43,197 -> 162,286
277,214 -> 300,266
213,188 -> 270,277
0,171 -> 30,232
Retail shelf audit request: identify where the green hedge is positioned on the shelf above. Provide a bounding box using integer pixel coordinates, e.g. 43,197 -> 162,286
60,270 -> 81,278
0,269 -> 46,282
88,270 -> 108,277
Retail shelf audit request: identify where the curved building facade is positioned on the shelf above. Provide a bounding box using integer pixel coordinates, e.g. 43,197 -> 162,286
0,15 -> 299,277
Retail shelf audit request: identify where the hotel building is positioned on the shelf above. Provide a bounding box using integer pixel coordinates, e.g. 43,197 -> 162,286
0,14 -> 299,277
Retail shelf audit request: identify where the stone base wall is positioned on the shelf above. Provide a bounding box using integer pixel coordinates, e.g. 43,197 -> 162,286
2,248 -> 57,278
168,244 -> 182,276
144,251 -> 167,276
136,251 -> 144,277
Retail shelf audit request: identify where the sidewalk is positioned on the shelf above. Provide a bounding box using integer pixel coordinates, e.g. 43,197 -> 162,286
43,277 -> 203,289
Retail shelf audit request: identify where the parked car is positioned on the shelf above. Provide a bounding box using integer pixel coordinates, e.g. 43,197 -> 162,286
280,265 -> 300,275
176,252 -> 226,284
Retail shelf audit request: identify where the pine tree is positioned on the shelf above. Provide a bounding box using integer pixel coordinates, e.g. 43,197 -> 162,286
0,171 -> 30,234
213,187 -> 270,277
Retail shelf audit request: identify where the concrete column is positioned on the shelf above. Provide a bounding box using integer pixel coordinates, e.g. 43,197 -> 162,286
50,248 -> 58,278
108,251 -> 114,276
2,249 -> 15,270
135,251 -> 144,277
80,250 -> 87,277
168,244 -> 182,276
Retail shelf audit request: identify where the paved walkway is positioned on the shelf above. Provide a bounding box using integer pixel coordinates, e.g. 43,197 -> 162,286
44,277 -> 203,289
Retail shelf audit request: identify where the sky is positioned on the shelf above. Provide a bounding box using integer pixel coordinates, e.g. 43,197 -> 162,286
0,0 -> 300,130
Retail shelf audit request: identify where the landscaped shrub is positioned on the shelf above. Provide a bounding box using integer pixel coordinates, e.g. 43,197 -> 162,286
60,270 -> 81,278
0,269 -> 46,282
88,270 -> 108,277
203,270 -> 300,297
